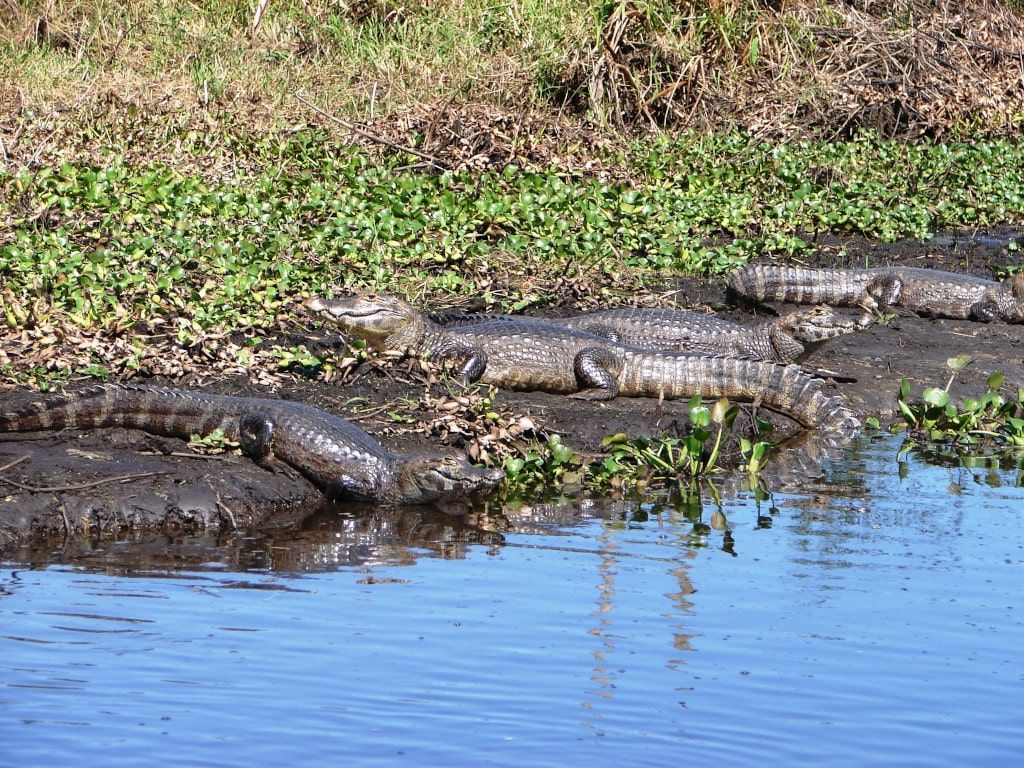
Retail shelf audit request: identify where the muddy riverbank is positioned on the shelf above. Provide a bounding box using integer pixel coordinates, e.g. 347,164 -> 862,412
2,235 -> 1023,547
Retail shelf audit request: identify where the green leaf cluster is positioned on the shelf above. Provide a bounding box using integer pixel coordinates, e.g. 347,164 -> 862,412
500,396 -> 775,497
896,370 -> 1024,448
6,131 -> 1024,335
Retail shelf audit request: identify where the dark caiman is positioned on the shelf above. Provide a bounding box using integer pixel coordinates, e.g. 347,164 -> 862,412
727,263 -> 1024,324
433,305 -> 859,363
309,293 -> 860,433
0,384 -> 503,504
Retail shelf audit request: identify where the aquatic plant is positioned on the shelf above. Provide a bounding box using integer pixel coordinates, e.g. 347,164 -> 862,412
895,358 -> 1024,448
500,396 -> 775,497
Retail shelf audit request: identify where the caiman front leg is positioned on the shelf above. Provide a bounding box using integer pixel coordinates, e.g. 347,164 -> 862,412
968,300 -> 1000,323
859,275 -> 903,326
238,411 -> 282,472
570,347 -> 621,400
433,339 -> 488,386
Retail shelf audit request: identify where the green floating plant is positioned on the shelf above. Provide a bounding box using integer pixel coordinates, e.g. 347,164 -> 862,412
896,359 -> 1024,449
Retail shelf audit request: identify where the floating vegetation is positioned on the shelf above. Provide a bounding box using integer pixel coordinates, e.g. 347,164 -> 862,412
894,357 -> 1024,469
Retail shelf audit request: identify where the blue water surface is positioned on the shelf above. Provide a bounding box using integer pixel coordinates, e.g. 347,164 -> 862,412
1,435 -> 1022,767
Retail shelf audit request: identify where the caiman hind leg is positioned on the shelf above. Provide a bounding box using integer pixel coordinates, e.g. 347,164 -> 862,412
570,347 -> 621,400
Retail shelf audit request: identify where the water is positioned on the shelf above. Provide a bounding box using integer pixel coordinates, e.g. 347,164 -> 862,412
2,434 -> 1022,766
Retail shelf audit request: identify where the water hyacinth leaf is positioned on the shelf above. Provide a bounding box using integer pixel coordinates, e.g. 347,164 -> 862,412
923,387 -> 950,407
504,457 -> 525,474
897,398 -> 917,424
601,433 -> 631,447
987,371 -> 1004,391
946,355 -> 973,371
899,378 -> 912,401
690,405 -> 712,428
550,441 -> 574,465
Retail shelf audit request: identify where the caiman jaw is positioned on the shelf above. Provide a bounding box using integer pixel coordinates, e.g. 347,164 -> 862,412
307,296 -> 379,319
308,294 -> 424,344
395,454 -> 504,503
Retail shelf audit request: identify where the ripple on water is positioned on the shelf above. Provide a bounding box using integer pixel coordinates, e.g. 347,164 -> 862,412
1,435 -> 1023,767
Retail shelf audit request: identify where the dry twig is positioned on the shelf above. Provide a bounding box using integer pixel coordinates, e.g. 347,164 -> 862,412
0,470 -> 170,493
0,455 -> 31,473
294,91 -> 450,171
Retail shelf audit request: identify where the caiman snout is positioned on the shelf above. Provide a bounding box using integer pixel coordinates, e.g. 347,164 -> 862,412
307,295 -> 365,316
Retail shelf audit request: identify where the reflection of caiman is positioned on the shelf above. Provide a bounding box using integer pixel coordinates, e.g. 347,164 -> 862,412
0,384 -> 502,504
433,306 -> 859,363
727,263 -> 1024,324
309,293 -> 860,432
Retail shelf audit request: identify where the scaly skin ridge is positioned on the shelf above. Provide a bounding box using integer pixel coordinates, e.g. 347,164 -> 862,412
728,264 -> 1024,323
435,305 -> 858,363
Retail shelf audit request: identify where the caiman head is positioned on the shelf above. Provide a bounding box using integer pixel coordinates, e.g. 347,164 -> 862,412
770,307 -> 861,361
308,293 -> 424,351
777,307 -> 860,342
388,453 -> 504,504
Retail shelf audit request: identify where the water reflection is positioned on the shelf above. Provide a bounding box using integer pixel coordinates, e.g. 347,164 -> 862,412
3,434 -> 1024,767
899,439 -> 1024,486
0,433 -> 875,574
3,431 -> 1014,577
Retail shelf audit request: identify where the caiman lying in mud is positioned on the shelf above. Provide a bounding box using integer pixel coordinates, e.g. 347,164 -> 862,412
0,384 -> 503,504
309,293 -> 860,433
728,263 -> 1024,324
434,305 -> 859,364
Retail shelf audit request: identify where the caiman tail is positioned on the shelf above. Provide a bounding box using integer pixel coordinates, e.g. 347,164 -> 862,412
620,353 -> 860,432
727,264 -> 867,305
0,384 -> 238,438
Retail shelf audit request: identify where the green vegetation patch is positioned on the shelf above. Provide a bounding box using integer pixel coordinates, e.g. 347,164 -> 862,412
893,358 -> 1024,472
500,396 -> 775,498
5,131 -> 1024,338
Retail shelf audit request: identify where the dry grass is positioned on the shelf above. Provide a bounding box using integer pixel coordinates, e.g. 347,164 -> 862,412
570,0 -> 1024,138
2,0 -> 1024,169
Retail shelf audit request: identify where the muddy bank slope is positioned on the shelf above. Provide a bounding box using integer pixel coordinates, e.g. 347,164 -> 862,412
2,235 -> 1023,546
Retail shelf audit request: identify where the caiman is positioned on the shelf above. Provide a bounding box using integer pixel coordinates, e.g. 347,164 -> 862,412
727,263 -> 1024,324
309,293 -> 860,432
433,305 -> 859,364
0,384 -> 503,504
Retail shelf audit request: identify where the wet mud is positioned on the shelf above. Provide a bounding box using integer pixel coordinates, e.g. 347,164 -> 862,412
2,231 -> 1023,553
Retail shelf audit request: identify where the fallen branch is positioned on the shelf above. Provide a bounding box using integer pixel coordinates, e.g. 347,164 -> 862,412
0,471 -> 170,493
294,91 -> 450,171
0,455 -> 31,473
138,450 -> 235,460
58,498 -> 72,535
